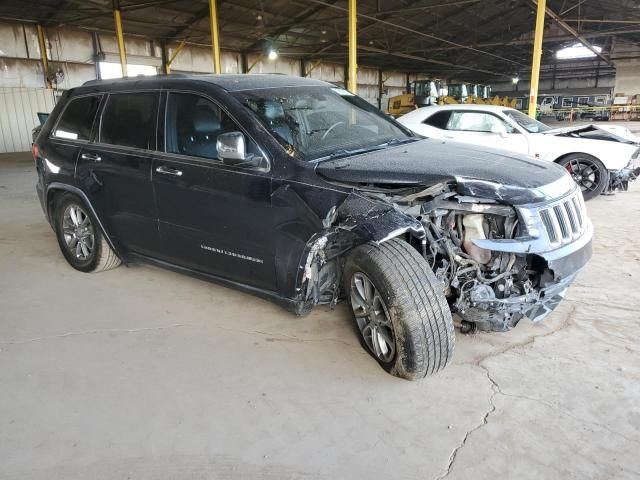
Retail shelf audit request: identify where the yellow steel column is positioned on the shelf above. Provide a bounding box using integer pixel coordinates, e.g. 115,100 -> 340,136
36,24 -> 51,88
113,0 -> 127,77
347,0 -> 357,94
208,0 -> 222,74
528,0 -> 546,118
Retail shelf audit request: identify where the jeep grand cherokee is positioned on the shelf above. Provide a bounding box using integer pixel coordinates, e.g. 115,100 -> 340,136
34,74 -> 592,380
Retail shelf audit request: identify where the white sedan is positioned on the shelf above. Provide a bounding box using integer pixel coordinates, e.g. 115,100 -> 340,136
398,104 -> 640,200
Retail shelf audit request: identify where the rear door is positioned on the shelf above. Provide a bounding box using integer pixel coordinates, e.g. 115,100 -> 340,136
152,91 -> 276,290
43,94 -> 103,188
75,91 -> 161,256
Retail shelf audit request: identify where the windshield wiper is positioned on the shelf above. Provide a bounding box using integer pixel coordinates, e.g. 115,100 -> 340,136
312,145 -> 386,163
379,137 -> 418,147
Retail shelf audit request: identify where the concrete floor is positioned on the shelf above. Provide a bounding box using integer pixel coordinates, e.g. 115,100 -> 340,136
1,152 -> 639,480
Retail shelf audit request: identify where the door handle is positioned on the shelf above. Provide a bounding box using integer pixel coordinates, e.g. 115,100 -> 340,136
81,153 -> 102,162
155,166 -> 183,177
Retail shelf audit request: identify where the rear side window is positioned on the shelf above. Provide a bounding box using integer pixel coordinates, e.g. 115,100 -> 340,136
100,93 -> 158,150
53,95 -> 101,141
423,111 -> 451,130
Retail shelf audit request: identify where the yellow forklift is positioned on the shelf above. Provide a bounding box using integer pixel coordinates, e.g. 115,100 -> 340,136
388,80 -> 515,116
387,79 -> 441,116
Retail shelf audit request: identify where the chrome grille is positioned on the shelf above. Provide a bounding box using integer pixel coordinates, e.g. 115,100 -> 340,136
539,190 -> 587,247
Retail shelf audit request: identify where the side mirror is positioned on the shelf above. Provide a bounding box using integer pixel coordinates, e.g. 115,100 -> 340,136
216,131 -> 267,169
490,124 -> 508,138
217,131 -> 246,163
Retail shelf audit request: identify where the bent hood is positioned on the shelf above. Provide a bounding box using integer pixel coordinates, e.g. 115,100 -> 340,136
544,124 -> 640,145
316,138 -> 574,205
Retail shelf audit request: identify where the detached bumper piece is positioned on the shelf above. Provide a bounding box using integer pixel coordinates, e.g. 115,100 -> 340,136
608,167 -> 640,192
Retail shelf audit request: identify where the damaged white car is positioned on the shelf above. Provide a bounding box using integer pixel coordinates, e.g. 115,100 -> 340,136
398,104 -> 640,200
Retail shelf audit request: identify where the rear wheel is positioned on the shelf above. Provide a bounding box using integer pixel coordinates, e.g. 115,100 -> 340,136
54,193 -> 121,273
344,238 -> 454,380
557,153 -> 608,201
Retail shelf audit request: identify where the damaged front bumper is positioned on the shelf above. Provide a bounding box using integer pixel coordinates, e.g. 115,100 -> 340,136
461,235 -> 591,331
458,188 -> 593,331
608,166 -> 640,192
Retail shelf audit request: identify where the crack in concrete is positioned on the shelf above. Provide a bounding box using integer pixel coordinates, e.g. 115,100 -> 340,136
0,324 -> 190,345
493,388 -> 640,446
435,306 -> 578,479
434,366 -> 498,480
464,304 -> 577,368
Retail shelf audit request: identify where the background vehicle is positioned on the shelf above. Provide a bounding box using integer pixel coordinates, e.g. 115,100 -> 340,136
388,80 -> 515,116
34,75 -> 592,380
398,104 -> 640,200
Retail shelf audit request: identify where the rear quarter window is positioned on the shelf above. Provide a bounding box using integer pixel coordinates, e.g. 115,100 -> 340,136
53,95 -> 102,141
423,110 -> 451,130
100,92 -> 159,150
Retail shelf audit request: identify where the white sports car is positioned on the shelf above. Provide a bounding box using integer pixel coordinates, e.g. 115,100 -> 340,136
397,104 -> 640,200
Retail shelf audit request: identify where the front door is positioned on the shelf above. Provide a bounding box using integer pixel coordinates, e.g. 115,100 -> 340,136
153,91 -> 276,291
75,91 -> 161,256
443,110 -> 530,155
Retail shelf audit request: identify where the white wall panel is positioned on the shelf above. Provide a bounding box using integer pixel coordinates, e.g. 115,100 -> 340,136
247,54 -> 299,75
167,44 -> 239,73
0,87 -> 57,153
0,22 -> 30,58
307,62 -> 344,86
0,58 -> 44,88
48,28 -> 94,63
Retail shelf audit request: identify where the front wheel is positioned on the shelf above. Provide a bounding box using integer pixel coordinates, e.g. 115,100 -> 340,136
344,239 -> 455,380
557,153 -> 609,201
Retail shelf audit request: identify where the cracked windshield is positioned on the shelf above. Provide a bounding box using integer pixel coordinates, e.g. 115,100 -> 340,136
234,86 -> 414,161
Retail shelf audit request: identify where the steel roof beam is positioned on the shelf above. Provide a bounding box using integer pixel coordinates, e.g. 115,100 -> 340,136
528,0 -> 611,65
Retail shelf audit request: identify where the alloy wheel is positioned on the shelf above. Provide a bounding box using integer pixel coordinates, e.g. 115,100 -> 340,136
565,157 -> 602,194
62,204 -> 95,261
350,272 -> 396,362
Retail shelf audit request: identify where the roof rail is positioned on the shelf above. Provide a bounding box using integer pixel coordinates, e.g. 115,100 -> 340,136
82,73 -> 188,86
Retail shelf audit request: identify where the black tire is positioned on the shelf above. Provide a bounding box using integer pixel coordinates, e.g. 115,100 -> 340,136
53,193 -> 121,273
557,153 -> 609,201
343,238 -> 455,380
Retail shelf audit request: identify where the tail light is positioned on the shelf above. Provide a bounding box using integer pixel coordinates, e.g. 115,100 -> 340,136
31,143 -> 40,163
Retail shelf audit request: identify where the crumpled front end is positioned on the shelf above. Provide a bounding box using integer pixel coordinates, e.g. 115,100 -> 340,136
608,148 -> 640,192
387,178 -> 593,332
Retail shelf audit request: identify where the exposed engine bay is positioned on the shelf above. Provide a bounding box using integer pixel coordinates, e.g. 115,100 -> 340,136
301,180 -> 591,333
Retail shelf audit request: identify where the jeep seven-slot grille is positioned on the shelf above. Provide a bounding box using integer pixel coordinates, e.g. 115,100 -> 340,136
539,191 -> 587,247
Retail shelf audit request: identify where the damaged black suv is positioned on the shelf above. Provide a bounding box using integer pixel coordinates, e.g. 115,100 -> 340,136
34,74 -> 592,380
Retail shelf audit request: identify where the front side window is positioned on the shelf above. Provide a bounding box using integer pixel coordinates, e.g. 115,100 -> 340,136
232,86 -> 414,162
503,109 -> 551,133
445,111 -> 512,133
562,98 -> 573,107
165,92 -> 262,163
54,95 -> 102,141
100,92 -> 158,150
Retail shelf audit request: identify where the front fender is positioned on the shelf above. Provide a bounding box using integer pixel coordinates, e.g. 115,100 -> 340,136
333,192 -> 425,244
291,192 -> 425,311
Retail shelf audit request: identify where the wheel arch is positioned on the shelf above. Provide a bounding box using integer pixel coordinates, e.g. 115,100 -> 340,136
46,183 -> 122,260
292,195 -> 426,313
552,151 -> 601,165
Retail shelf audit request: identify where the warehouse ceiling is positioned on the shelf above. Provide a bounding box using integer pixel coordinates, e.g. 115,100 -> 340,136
1,0 -> 639,81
